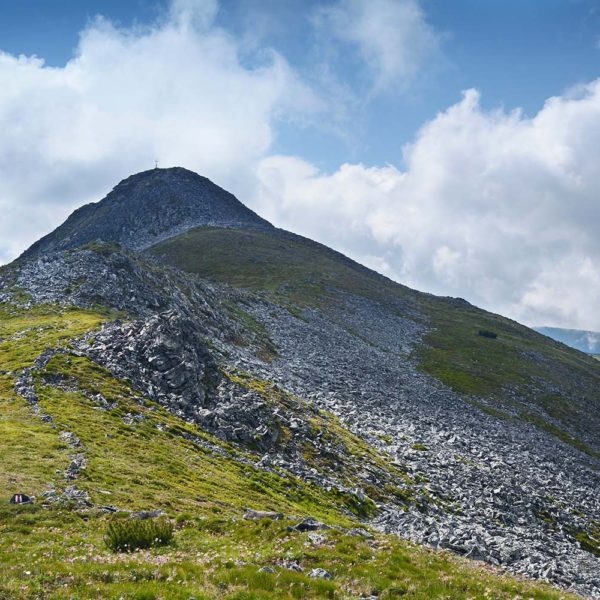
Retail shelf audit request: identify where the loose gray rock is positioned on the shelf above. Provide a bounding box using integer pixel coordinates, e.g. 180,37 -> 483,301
348,528 -> 374,539
309,568 -> 332,580
258,566 -> 276,573
289,518 -> 331,532
244,509 -> 284,521
132,509 -> 165,520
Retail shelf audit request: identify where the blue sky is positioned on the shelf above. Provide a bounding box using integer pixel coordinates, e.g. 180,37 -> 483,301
1,0 -> 600,329
2,0 -> 600,168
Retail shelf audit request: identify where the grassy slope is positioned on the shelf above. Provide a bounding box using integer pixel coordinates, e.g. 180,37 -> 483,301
0,303 -> 576,599
146,227 -> 600,455
145,227 -> 418,307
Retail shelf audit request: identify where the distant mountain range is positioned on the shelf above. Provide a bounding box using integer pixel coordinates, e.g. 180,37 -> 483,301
535,326 -> 600,355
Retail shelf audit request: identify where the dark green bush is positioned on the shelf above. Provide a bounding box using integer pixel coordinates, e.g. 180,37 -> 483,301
478,329 -> 498,339
104,518 -> 174,552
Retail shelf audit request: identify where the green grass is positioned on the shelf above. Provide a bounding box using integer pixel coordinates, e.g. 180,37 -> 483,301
0,375 -> 68,497
411,443 -> 429,452
0,505 -> 577,599
567,522 -> 600,557
0,304 -> 362,522
104,518 -> 174,552
0,303 -> 110,371
416,296 -> 600,398
0,304 -> 114,499
0,302 -> 583,599
35,356 -> 366,521
416,296 -> 600,456
145,226 -> 417,308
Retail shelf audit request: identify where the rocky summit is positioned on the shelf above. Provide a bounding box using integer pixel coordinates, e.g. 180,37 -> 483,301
1,167 -> 600,600
21,167 -> 272,259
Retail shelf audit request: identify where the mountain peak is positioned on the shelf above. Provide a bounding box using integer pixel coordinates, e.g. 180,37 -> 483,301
115,166 -> 214,189
21,167 -> 272,259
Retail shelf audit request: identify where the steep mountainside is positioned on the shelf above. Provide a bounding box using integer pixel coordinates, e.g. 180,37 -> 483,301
146,226 -> 600,457
1,167 -> 600,599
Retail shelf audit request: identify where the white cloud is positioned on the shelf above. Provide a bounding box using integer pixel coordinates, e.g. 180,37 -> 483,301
314,0 -> 442,92
0,0 -> 321,262
2,0 -> 600,331
257,83 -> 600,330
585,331 -> 600,351
169,0 -> 219,29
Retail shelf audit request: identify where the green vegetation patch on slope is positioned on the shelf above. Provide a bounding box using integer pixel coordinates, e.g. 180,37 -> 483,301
0,303 -> 110,371
416,296 -> 600,455
0,504 -> 577,600
36,353 -> 366,522
566,521 -> 600,558
0,303 -> 360,522
417,297 -> 599,397
145,226 -> 416,308
0,375 -> 68,497
0,303 -> 116,499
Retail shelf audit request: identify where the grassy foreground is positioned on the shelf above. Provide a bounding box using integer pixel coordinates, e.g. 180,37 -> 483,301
0,303 -> 577,599
0,505 -> 574,600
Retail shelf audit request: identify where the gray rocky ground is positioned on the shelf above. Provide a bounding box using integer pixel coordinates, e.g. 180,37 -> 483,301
238,295 -> 600,597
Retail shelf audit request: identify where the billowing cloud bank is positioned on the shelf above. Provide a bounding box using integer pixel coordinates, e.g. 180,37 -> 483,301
257,85 -> 600,329
2,0 -> 600,330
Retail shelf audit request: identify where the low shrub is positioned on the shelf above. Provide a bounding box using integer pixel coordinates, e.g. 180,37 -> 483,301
411,443 -> 429,451
104,517 -> 174,552
478,329 -> 498,339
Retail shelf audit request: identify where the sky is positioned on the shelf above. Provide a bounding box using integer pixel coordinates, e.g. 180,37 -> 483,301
1,0 -> 600,329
